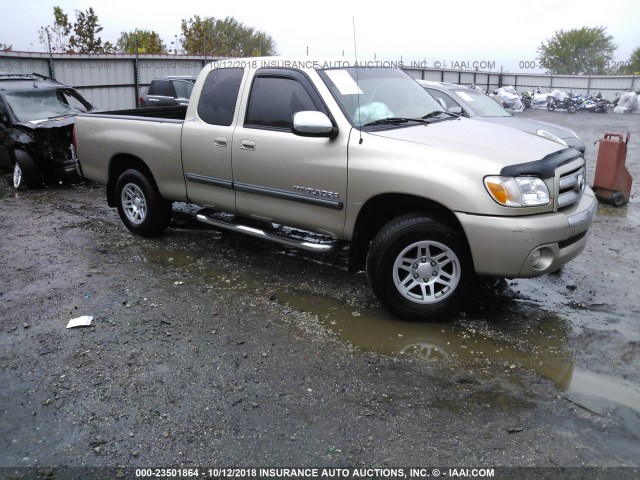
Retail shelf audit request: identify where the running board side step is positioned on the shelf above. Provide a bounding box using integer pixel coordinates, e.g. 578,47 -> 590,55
195,212 -> 338,253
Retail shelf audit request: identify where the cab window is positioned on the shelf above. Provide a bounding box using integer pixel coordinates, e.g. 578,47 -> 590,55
197,68 -> 244,126
245,75 -> 319,130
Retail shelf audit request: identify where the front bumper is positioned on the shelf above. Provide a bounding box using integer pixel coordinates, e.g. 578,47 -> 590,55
456,187 -> 597,277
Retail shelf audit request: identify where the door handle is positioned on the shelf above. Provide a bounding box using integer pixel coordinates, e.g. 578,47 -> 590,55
214,137 -> 227,147
240,140 -> 255,151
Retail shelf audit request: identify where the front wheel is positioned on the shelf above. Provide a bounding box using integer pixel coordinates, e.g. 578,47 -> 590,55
366,214 -> 475,322
115,169 -> 172,237
13,150 -> 42,190
547,102 -> 556,111
567,103 -> 577,114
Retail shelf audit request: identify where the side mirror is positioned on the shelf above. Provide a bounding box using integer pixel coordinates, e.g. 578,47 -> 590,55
292,111 -> 337,139
448,106 -> 463,115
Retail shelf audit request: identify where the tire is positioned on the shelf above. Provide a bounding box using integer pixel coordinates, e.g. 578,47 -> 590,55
611,191 -> 625,207
366,214 -> 475,322
567,103 -> 577,114
13,150 -> 43,190
115,169 -> 172,237
547,102 -> 555,111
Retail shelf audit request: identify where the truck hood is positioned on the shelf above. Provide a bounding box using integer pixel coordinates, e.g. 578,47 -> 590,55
367,117 -> 573,171
15,115 -> 77,132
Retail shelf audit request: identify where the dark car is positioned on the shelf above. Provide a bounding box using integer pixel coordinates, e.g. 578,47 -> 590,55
417,80 -> 586,153
0,73 -> 95,189
138,76 -> 197,107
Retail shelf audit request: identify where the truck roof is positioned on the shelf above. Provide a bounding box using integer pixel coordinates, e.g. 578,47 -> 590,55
0,73 -> 69,92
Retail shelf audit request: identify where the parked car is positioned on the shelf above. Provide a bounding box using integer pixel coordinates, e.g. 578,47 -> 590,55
417,80 -> 585,153
138,76 -> 197,107
0,73 -> 95,189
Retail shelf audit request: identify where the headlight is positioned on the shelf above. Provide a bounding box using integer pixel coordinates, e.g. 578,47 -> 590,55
536,129 -> 567,146
484,176 -> 550,207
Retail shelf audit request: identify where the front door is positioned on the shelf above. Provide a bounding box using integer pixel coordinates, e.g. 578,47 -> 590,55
232,69 -> 348,237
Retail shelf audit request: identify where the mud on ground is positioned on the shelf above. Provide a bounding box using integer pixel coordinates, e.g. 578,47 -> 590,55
0,110 -> 638,477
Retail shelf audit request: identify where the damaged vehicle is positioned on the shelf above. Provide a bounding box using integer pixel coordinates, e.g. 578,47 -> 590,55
0,73 -> 95,190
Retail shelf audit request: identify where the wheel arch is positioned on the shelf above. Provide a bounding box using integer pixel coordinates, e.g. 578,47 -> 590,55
107,154 -> 160,208
348,193 -> 468,272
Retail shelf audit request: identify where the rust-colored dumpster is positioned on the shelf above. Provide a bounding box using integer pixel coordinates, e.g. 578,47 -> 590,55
593,132 -> 632,206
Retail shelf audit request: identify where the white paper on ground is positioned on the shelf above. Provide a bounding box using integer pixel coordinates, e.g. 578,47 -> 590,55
66,316 -> 94,328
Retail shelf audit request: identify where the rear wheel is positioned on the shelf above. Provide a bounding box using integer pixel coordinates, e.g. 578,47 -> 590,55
115,169 -> 172,237
567,103 -> 577,114
547,102 -> 556,111
366,214 -> 475,321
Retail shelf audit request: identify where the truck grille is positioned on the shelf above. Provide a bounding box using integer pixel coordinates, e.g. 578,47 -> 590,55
557,164 -> 586,209
558,230 -> 588,249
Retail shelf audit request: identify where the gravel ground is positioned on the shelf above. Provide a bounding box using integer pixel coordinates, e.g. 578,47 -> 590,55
0,108 -> 638,479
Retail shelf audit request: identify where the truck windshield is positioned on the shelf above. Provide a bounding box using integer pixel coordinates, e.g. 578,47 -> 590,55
318,67 -> 443,128
4,88 -> 92,123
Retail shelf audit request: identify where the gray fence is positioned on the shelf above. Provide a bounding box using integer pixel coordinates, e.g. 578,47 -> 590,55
2,51 -> 639,110
0,52 -> 217,109
402,68 -> 640,99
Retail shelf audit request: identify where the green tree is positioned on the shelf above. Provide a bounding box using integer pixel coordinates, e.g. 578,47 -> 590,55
116,30 -> 167,54
180,15 -> 277,56
38,6 -> 71,52
68,7 -> 114,53
537,26 -> 617,75
624,47 -> 640,74
39,6 -> 114,54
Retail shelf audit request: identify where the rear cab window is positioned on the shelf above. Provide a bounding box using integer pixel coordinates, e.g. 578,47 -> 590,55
197,68 -> 244,126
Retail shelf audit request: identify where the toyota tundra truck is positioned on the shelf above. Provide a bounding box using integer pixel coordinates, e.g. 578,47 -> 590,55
72,58 -> 597,321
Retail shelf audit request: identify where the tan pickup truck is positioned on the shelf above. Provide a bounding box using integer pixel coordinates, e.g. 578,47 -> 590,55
73,58 -> 597,321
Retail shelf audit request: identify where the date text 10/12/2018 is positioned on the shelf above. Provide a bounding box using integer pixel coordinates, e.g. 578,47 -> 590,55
134,467 -> 496,478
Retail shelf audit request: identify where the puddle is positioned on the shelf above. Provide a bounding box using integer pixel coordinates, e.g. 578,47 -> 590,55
275,289 -> 576,388
278,289 -> 640,414
140,243 -> 640,415
567,368 -> 640,414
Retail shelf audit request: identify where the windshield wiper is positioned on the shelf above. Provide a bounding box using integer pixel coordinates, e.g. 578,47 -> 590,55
422,110 -> 459,119
363,117 -> 429,127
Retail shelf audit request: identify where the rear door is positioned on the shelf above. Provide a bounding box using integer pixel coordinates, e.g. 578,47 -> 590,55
232,68 -> 348,237
180,67 -> 246,210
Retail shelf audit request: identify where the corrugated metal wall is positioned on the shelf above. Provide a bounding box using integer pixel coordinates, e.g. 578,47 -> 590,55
2,52 -> 638,109
405,68 -> 639,98
0,52 -> 214,109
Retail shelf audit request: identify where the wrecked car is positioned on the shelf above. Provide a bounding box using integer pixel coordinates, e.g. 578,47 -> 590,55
0,73 -> 95,190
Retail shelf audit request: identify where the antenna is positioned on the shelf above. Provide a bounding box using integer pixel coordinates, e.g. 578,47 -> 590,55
353,18 -> 363,145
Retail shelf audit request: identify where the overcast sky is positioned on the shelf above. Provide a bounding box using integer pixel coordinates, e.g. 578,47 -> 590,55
2,0 -> 639,72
